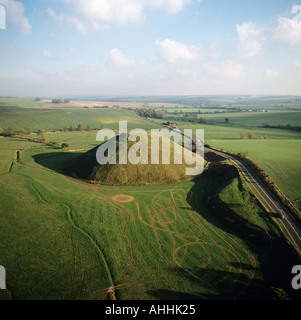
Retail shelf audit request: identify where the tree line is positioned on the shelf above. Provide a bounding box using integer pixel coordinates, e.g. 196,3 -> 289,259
260,123 -> 301,132
136,109 -> 166,119
0,123 -> 104,149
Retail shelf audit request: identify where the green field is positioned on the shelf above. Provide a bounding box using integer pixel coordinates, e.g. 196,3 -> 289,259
0,98 -> 50,109
163,110 -> 301,128
208,140 -> 301,211
153,109 -> 301,212
0,102 -> 300,300
0,135 -> 298,300
0,108 -> 161,132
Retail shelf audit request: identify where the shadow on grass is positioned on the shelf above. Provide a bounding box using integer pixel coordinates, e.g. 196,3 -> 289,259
180,168 -> 301,301
148,265 -> 270,300
33,152 -> 83,174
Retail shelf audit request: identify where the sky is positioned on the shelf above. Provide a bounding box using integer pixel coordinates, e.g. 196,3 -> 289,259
0,0 -> 301,97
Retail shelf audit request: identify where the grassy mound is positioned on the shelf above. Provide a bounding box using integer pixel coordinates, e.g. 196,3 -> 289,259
68,134 -> 204,185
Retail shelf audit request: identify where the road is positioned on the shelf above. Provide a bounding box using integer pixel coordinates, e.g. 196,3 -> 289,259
150,121 -> 301,257
206,146 -> 301,257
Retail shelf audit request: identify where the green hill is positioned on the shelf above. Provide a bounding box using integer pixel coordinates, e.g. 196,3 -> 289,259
68,134 -> 204,186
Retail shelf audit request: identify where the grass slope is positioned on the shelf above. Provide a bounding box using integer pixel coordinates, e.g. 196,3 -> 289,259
0,108 -> 161,132
209,140 -> 301,211
0,136 -> 299,300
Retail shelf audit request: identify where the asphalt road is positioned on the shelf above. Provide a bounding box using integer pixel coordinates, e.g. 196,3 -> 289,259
156,122 -> 301,257
206,146 -> 301,257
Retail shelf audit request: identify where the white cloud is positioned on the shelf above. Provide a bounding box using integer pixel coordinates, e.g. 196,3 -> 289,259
274,17 -> 301,45
46,8 -> 63,23
43,50 -> 53,59
108,48 -> 135,67
295,59 -> 301,67
0,0 -> 31,33
42,49 -> 64,60
144,0 -> 191,14
76,0 -> 144,24
156,39 -> 199,63
265,68 -> 279,79
50,33 -> 64,41
207,60 -> 245,79
236,21 -> 266,57
47,0 -> 194,33
46,7 -> 87,34
63,0 -> 192,26
65,15 -> 87,34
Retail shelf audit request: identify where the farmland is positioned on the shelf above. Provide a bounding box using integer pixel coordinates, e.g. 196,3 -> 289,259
0,99 -> 300,300
0,107 -> 162,132
208,140 -> 301,212
0,135 -> 298,300
151,106 -> 301,213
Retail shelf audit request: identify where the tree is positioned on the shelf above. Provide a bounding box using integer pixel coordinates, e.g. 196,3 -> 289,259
70,125 -> 74,132
3,127 -> 14,137
35,98 -> 41,101
86,124 -> 91,131
240,132 -> 246,140
63,125 -> 68,132
61,143 -> 70,150
37,129 -> 45,141
23,127 -> 32,138
52,99 -> 63,104
78,124 -> 84,131
238,150 -> 248,158
225,118 -> 229,124
248,132 -> 256,140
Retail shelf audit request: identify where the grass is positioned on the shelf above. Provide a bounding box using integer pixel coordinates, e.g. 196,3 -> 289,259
208,139 -> 301,211
219,176 -> 279,234
0,98 -> 50,109
163,110 -> 301,128
0,135 -> 298,300
0,108 -> 162,132
153,112 -> 301,213
0,101 -> 300,300
68,134 -> 203,186
178,124 -> 301,140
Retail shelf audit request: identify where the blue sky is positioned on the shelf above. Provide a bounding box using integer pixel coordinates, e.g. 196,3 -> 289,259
0,0 -> 300,97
